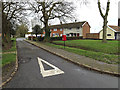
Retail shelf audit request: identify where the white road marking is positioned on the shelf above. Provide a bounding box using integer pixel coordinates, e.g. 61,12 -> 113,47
37,57 -> 64,78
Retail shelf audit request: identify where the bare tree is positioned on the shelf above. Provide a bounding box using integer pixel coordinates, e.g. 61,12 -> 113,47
98,0 -> 110,43
30,0 -> 75,42
2,2 -> 28,49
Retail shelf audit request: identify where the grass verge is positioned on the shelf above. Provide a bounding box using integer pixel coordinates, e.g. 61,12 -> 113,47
2,53 -> 16,67
3,38 -> 16,53
53,40 -> 118,55
43,42 -> 119,64
2,38 -> 16,67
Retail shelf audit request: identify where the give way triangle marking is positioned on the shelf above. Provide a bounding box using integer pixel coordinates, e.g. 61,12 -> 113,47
37,57 -> 64,78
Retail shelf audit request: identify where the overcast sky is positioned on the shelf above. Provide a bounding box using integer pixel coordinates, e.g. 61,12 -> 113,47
28,0 -> 120,33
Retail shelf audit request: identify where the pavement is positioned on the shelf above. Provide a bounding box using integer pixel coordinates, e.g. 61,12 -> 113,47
25,40 -> 119,76
3,38 -> 118,88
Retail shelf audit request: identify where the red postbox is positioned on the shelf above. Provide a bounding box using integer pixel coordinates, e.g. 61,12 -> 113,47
62,35 -> 67,41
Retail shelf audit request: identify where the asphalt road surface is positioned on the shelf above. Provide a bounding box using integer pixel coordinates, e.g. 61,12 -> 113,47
4,38 -> 118,88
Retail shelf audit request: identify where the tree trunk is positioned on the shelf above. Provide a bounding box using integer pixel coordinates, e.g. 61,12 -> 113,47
102,18 -> 107,43
98,0 -> 110,43
2,13 -> 11,50
43,22 -> 51,42
36,33 -> 37,38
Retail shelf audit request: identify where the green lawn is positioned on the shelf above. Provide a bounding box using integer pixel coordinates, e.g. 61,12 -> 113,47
2,38 -> 17,67
53,40 -> 118,55
2,53 -> 16,67
38,39 -> 119,64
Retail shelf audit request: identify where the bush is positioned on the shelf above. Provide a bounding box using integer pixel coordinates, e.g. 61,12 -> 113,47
37,36 -> 44,41
28,36 -> 36,40
50,36 -> 83,41
28,36 -> 83,41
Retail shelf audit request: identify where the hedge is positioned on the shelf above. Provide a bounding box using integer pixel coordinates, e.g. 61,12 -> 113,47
50,36 -> 83,41
28,36 -> 83,41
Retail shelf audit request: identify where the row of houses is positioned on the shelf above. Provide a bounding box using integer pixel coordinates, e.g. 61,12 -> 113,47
26,21 -> 120,40
87,25 -> 120,40
26,21 -> 91,39
49,21 -> 90,38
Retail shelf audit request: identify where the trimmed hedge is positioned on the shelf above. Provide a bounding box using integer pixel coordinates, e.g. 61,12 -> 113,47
37,36 -> 44,41
50,36 -> 83,41
28,36 -> 36,40
28,36 -> 83,41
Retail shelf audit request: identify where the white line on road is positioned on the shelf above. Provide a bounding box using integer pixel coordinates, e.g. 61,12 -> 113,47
37,57 -> 64,78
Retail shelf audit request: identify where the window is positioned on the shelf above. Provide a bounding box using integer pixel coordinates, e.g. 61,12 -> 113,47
66,34 -> 69,36
107,34 -> 111,36
56,33 -> 59,36
53,33 -> 55,36
60,29 -> 62,31
54,29 -> 57,31
60,34 -> 63,36
77,27 -> 80,29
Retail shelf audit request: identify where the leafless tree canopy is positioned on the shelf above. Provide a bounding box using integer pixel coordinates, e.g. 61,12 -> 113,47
30,0 -> 75,41
30,0 -> 75,23
2,2 -> 29,24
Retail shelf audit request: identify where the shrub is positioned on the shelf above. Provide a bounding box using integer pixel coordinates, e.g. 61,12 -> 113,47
37,36 -> 44,41
50,36 -> 83,41
28,36 -> 83,41
28,36 -> 36,40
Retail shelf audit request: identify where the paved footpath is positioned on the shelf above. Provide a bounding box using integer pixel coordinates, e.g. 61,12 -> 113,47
4,39 -> 118,88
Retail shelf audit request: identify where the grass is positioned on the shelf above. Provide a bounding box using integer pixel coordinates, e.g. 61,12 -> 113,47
2,53 -> 16,67
52,40 -> 119,55
3,38 -> 16,52
1,38 -> 17,67
43,42 -> 119,64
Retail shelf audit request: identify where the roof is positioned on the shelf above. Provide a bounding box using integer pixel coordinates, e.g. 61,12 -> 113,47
49,21 -> 87,29
108,25 -> 120,32
99,25 -> 120,33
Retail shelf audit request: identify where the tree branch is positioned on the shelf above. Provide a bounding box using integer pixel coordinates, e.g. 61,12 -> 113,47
98,1 -> 104,18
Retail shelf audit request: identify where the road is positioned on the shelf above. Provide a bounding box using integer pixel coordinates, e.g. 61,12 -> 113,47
4,38 -> 118,88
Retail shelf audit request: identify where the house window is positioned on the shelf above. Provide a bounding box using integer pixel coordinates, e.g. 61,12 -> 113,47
54,29 -> 57,31
53,33 -> 55,36
69,28 -> 72,30
60,29 -> 62,31
56,33 -> 59,36
66,34 -> 69,37
54,33 -> 59,37
77,27 -> 80,29
107,34 -> 111,36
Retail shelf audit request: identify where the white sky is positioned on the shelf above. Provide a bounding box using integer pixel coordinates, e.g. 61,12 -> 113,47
28,0 -> 120,33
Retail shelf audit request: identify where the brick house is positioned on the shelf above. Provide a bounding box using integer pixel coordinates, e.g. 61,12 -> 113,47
49,21 -> 90,38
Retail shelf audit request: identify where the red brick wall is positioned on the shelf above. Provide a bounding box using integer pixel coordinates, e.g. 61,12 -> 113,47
82,22 -> 90,38
50,29 -> 63,37
86,33 -> 99,39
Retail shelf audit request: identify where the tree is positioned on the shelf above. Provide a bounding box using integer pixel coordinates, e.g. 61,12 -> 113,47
2,2 -> 28,49
16,24 -> 28,37
32,25 -> 43,37
30,0 -> 75,42
98,0 -> 110,43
